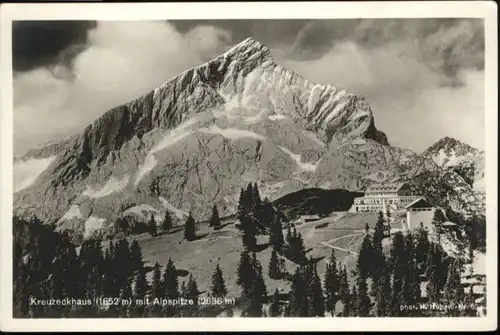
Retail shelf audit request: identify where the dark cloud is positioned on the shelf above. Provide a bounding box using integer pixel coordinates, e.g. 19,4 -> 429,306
12,20 -> 96,72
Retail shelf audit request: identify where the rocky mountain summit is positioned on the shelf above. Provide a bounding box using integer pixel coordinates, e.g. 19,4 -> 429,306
423,136 -> 485,193
13,38 -> 484,240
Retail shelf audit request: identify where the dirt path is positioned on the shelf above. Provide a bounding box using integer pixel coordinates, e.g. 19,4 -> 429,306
320,241 -> 359,255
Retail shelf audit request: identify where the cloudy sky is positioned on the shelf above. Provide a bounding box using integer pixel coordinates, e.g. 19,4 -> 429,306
13,19 -> 485,155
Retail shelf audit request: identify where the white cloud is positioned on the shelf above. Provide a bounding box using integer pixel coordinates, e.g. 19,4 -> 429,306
14,21 -> 230,155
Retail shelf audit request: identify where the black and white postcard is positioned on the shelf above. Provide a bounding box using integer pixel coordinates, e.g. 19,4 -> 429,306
0,1 -> 497,332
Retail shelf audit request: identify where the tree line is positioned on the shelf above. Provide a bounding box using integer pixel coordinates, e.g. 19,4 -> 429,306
14,192 -> 482,318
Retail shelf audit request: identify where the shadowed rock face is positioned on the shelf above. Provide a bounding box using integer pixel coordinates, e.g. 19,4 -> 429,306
13,38 -> 483,239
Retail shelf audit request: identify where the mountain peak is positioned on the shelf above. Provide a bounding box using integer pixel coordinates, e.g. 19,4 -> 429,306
219,37 -> 272,62
426,136 -> 479,155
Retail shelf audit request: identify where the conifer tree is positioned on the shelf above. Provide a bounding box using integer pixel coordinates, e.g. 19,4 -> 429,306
211,263 -> 228,298
246,183 -> 254,212
130,239 -> 143,274
251,252 -> 267,299
268,288 -> 282,317
148,214 -> 157,237
308,262 -> 325,317
185,274 -> 200,316
245,281 -> 263,317
269,217 -> 284,252
357,232 -> 374,278
132,266 -> 149,317
372,212 -> 386,279
184,213 -> 196,241
236,248 -> 254,297
162,211 -> 173,233
285,224 -> 293,249
324,249 -> 340,316
350,284 -> 358,316
163,258 -> 179,316
237,187 -> 248,219
240,215 -> 257,250
391,264 -> 405,316
151,261 -> 163,316
389,231 -> 405,273
268,247 -> 282,279
356,273 -> 371,317
289,266 -> 309,317
210,205 -> 222,230
119,277 -> 133,317
374,270 -> 392,316
251,182 -> 262,216
338,266 -> 351,316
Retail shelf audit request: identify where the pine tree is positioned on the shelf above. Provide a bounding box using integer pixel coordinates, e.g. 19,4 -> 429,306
210,205 -> 222,230
163,258 -> 179,316
372,212 -> 386,280
241,253 -> 267,317
183,274 -> 200,316
324,249 -> 340,316
236,248 -> 254,297
240,215 -> 257,250
130,239 -> 143,274
132,266 -> 149,317
251,182 -> 262,218
356,273 -> 371,317
338,266 -> 351,316
150,261 -> 163,316
245,183 -> 254,214
268,247 -> 282,279
357,232 -> 374,278
268,288 -> 282,317
289,266 -> 309,317
269,217 -> 284,252
389,231 -> 405,273
375,270 -> 392,316
162,211 -> 173,233
119,277 -> 133,317
308,263 -> 325,317
350,284 -> 358,316
211,263 -> 228,298
148,214 -> 157,237
237,187 -> 248,219
184,213 -> 196,241
251,252 -> 267,299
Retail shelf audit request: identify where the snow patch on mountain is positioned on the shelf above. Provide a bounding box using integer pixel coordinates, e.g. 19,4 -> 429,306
82,175 -> 130,198
303,130 -> 326,147
59,205 -> 83,221
124,204 -> 162,222
279,146 -> 319,172
198,124 -> 266,141
135,155 -> 158,186
159,196 -> 189,218
268,114 -> 288,121
14,156 -> 56,193
84,216 -> 106,238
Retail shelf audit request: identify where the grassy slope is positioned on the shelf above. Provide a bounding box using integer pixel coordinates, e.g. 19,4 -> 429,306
104,211 -> 379,305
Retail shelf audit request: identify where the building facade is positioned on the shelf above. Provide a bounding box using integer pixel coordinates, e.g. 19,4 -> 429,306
349,182 -> 421,213
404,198 -> 437,231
